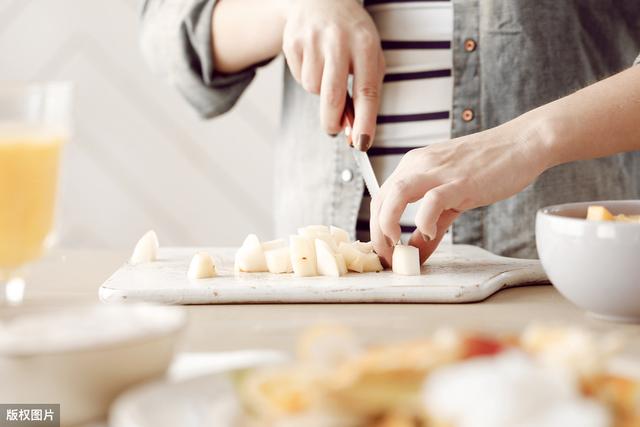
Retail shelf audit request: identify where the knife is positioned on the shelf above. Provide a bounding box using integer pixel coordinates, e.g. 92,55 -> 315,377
343,94 -> 380,199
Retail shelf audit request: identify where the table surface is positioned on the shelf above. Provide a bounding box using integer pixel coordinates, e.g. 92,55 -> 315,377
19,249 -> 640,357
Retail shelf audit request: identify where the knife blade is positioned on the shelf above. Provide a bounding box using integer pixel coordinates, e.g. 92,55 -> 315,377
343,94 -> 380,198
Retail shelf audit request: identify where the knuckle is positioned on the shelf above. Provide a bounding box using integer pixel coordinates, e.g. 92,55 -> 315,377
325,24 -> 348,45
392,179 -> 411,195
353,27 -> 379,49
282,37 -> 303,56
355,84 -> 380,101
304,27 -> 319,45
426,189 -> 444,207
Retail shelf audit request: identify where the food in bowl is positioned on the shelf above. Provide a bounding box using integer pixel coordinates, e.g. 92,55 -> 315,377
536,200 -> 640,322
233,325 -> 639,427
587,205 -> 640,223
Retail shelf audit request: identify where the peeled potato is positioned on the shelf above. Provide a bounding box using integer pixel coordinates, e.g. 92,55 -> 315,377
337,242 -> 365,273
586,205 -> 640,223
290,235 -> 317,277
235,234 -> 268,272
614,214 -> 640,223
130,230 -> 159,265
298,225 -> 330,239
392,245 -> 421,276
262,238 -> 287,252
353,241 -> 374,254
586,206 -> 615,221
265,246 -> 293,274
187,252 -> 216,279
335,253 -> 348,276
361,252 -> 383,273
315,239 -> 344,277
330,226 -> 350,246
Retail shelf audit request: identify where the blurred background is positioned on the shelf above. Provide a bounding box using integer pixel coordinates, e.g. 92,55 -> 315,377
0,0 -> 283,249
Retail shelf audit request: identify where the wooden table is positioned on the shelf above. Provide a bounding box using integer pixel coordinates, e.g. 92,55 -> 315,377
22,249 -> 640,357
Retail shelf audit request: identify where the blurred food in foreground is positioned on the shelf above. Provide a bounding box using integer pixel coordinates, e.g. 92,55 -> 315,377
0,124 -> 65,271
234,325 -> 639,427
0,303 -> 185,426
587,206 -> 640,223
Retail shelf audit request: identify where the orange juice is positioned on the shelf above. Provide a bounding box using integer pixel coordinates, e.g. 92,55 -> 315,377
0,127 -> 64,271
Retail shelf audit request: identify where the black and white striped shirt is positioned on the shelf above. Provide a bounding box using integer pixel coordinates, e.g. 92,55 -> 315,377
358,0 -> 453,241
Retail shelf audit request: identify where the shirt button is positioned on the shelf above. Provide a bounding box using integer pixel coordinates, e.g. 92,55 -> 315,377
464,38 -> 477,52
462,108 -> 475,122
341,168 -> 353,182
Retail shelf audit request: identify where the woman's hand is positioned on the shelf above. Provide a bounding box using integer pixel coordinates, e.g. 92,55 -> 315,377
280,0 -> 385,149
370,115 -> 551,266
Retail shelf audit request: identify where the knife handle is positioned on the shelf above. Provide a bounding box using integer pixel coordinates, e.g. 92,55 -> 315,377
343,93 -> 355,145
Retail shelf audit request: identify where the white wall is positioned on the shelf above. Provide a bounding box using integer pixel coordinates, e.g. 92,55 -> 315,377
0,0 -> 283,248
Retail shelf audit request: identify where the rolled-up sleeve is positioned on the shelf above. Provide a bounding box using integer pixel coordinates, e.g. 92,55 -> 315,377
140,0 -> 259,118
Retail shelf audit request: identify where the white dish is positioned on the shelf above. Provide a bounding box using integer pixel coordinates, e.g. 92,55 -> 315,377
536,200 -> 640,322
0,303 -> 186,426
109,350 -> 287,427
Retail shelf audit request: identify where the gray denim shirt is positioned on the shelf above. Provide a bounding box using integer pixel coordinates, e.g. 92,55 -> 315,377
140,0 -> 640,258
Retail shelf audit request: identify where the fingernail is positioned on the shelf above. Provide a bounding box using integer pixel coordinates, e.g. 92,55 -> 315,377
421,233 -> 431,242
357,134 -> 371,152
344,126 -> 352,137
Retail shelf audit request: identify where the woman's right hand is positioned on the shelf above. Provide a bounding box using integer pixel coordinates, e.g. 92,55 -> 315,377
279,0 -> 385,150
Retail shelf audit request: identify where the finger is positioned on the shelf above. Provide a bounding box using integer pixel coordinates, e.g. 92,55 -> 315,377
301,44 -> 323,94
283,39 -> 303,83
320,52 -> 348,135
414,182 -> 465,241
378,174 -> 437,244
351,41 -> 384,151
370,191 -> 393,267
408,209 -> 460,264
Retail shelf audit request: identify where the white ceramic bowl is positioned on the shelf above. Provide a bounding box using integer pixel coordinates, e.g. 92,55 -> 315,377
0,303 -> 186,426
536,200 -> 640,322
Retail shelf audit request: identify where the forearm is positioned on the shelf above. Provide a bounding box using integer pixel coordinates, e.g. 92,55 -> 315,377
530,66 -> 640,170
212,0 -> 288,73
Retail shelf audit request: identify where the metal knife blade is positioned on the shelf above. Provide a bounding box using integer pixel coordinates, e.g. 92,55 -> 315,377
352,148 -> 380,198
343,94 -> 380,198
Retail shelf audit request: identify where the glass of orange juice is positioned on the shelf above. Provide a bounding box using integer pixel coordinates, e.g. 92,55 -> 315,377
0,82 -> 71,305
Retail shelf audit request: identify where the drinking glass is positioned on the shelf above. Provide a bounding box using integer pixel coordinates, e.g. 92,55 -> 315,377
0,82 -> 72,305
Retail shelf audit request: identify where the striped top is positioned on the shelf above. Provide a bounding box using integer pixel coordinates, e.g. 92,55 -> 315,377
357,0 -> 453,241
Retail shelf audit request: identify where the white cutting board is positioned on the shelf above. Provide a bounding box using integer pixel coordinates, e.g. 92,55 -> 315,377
99,244 -> 549,304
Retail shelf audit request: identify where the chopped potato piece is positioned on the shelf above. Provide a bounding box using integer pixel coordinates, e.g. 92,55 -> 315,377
265,246 -> 293,274
187,252 -> 216,279
290,235 -> 318,277
315,239 -> 345,277
235,234 -> 268,272
392,245 -> 421,276
130,230 -> 159,264
586,205 -> 640,223
586,206 -> 615,221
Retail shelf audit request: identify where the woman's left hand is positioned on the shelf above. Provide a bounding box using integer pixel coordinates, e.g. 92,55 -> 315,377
370,114 -> 551,266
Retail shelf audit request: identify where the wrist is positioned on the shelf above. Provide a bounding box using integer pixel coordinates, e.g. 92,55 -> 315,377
517,106 -> 566,174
